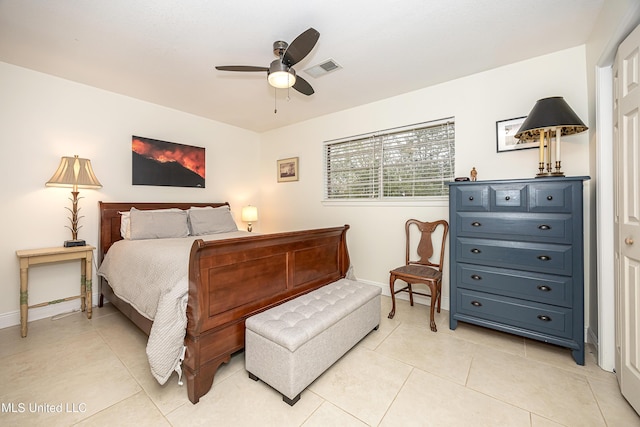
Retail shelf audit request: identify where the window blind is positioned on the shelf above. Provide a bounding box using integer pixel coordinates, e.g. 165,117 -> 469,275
324,118 -> 455,200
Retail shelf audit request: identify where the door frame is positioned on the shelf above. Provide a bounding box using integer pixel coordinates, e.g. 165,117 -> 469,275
596,65 -> 614,371
595,5 -> 640,371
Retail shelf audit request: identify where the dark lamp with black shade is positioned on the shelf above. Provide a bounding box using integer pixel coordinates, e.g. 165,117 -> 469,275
46,155 -> 102,247
514,96 -> 588,178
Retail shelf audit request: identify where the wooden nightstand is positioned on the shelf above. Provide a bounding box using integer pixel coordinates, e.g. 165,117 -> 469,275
16,245 -> 95,337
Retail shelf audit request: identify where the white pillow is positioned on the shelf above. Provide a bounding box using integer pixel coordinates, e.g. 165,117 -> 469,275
120,208 -> 187,239
128,208 -> 189,240
188,206 -> 238,235
119,211 -> 131,239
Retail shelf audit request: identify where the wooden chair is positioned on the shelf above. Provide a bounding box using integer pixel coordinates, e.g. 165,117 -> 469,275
388,219 -> 449,332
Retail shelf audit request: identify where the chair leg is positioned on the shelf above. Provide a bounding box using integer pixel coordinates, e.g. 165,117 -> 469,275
436,281 -> 442,313
388,275 -> 397,319
407,283 -> 414,306
428,283 -> 437,332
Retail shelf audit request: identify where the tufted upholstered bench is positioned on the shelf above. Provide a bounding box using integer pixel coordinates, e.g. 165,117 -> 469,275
245,278 -> 381,405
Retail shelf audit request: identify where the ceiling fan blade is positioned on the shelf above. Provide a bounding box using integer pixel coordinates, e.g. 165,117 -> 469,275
283,28 -> 320,67
292,75 -> 314,96
215,65 -> 269,72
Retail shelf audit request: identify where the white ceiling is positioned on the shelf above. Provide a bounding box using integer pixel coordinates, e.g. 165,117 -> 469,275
0,0 -> 604,133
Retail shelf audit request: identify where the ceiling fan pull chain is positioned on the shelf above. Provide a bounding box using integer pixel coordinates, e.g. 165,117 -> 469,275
274,86 -> 278,114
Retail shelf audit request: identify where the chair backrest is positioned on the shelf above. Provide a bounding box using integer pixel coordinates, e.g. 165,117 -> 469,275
405,219 -> 449,271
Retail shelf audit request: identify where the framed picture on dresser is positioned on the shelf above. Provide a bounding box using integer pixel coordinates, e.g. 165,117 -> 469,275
496,116 -> 538,152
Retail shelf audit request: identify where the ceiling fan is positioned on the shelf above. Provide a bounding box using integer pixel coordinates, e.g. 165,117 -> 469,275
215,27 -> 320,96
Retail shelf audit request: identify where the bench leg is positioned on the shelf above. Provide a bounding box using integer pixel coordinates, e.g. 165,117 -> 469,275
249,370 -> 300,405
283,393 -> 301,406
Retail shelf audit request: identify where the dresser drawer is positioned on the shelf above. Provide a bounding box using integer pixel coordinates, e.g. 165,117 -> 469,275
455,212 -> 573,243
457,289 -> 573,338
457,263 -> 572,307
490,184 -> 527,211
452,185 -> 489,211
456,237 -> 573,275
528,182 -> 573,213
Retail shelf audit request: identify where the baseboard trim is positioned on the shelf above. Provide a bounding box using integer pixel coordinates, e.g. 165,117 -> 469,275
587,327 -> 612,371
356,278 -> 450,309
0,291 -> 99,330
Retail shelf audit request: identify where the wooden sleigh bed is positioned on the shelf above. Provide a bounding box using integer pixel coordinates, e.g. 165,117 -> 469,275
98,201 -> 351,404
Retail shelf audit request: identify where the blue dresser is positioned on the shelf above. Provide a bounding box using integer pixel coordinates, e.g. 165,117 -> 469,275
448,177 -> 589,364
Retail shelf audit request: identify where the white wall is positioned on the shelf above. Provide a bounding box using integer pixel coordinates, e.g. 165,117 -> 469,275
259,46 -> 590,314
0,62 -> 261,327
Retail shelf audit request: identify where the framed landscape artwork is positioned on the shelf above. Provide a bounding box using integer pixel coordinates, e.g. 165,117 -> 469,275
132,136 -> 205,188
277,157 -> 299,182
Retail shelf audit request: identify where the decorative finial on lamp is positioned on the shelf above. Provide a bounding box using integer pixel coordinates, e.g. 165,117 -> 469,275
514,97 -> 587,177
46,155 -> 102,247
241,205 -> 258,232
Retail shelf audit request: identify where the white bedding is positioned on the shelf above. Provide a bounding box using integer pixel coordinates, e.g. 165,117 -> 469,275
97,230 -> 253,384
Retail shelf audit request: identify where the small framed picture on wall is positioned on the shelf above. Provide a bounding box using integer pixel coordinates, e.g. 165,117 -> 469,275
496,117 -> 538,152
277,157 -> 299,182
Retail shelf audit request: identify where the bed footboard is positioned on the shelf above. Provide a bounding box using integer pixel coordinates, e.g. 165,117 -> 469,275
184,225 -> 350,404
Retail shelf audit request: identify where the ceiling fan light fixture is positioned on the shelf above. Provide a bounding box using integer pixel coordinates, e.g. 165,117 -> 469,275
216,28 -> 318,96
268,60 -> 296,89
268,71 -> 296,88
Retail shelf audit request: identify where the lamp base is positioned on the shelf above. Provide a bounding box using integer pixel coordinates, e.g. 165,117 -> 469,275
536,172 -> 565,178
64,239 -> 86,248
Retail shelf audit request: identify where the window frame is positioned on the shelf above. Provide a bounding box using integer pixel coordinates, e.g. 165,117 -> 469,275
322,118 -> 455,205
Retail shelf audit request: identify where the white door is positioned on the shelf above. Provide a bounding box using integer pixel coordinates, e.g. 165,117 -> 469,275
614,22 -> 640,414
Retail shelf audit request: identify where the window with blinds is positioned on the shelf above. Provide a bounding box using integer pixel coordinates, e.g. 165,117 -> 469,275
324,118 -> 455,200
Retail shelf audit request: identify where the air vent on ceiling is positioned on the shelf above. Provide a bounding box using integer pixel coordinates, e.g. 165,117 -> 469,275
303,59 -> 342,78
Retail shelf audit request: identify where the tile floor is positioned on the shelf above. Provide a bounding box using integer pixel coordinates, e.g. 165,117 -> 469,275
0,296 -> 638,427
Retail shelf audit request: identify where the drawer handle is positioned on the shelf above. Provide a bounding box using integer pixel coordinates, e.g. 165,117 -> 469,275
470,248 -> 481,254
469,196 -> 474,201
538,224 -> 551,230
537,285 -> 552,292
537,255 -> 551,261
537,315 -> 552,322
505,196 -> 511,201
471,301 -> 482,307
547,195 -> 553,201
471,274 -> 482,280
471,222 -> 482,227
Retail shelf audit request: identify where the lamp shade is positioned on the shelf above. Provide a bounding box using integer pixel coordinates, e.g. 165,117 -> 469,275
514,97 -> 588,140
46,155 -> 102,189
241,205 -> 258,222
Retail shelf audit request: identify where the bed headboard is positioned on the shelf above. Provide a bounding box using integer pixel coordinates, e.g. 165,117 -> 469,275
98,201 -> 230,262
